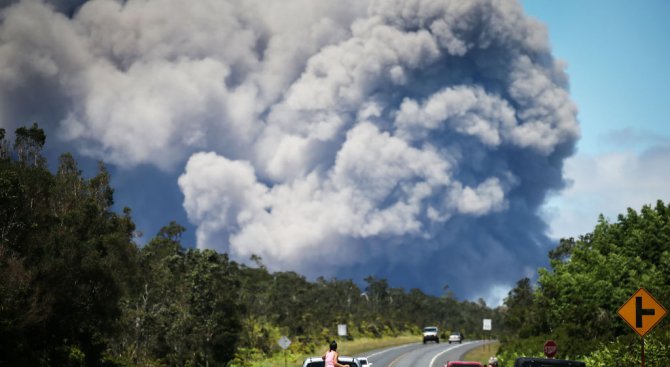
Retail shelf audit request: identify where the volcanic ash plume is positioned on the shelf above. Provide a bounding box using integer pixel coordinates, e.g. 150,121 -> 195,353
0,0 -> 579,300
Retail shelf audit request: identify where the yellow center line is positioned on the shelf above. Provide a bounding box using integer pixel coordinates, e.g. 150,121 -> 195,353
387,350 -> 408,367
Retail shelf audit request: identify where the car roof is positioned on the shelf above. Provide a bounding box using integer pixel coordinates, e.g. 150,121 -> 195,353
304,356 -> 361,364
513,357 -> 586,367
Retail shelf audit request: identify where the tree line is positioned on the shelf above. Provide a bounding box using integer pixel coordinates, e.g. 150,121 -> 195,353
0,124 -> 500,366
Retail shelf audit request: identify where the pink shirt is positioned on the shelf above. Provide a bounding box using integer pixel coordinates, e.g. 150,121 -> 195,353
325,350 -> 336,367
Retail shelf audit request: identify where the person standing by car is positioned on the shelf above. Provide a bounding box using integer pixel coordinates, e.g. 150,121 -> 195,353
322,341 -> 348,367
487,356 -> 498,367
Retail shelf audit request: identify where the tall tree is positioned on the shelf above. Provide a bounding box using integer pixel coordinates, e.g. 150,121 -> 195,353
13,122 -> 46,167
502,278 -> 538,338
0,126 -> 139,366
0,128 -> 9,160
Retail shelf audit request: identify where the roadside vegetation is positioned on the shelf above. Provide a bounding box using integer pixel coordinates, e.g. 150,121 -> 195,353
1,124 -> 669,366
462,341 -> 500,365
497,201 -> 670,366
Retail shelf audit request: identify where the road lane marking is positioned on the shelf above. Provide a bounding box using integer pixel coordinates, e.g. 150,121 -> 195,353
429,341 -> 476,367
366,343 -> 419,359
368,343 -> 428,367
387,352 -> 407,367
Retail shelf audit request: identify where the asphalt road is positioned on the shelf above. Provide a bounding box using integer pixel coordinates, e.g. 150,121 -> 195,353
357,340 -> 491,367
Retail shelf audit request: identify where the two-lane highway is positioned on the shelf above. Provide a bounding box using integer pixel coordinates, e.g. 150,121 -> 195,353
358,340 -> 490,367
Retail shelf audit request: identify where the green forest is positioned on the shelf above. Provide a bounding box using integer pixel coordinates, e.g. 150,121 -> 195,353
1,124 -> 669,367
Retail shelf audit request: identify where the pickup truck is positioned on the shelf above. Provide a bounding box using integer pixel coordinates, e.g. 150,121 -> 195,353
422,326 -> 440,344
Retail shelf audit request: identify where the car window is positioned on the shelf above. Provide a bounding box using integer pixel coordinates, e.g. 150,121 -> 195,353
424,327 -> 438,332
306,362 -> 324,367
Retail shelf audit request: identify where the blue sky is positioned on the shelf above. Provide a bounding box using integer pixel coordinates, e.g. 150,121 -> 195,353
523,0 -> 670,240
524,0 -> 670,154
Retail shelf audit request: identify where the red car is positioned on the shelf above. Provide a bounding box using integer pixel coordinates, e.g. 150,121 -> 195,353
445,362 -> 484,367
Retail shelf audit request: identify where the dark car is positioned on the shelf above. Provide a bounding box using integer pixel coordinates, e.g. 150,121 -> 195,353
514,357 -> 585,367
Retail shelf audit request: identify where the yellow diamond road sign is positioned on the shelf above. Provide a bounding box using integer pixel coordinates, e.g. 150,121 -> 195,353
618,288 -> 667,337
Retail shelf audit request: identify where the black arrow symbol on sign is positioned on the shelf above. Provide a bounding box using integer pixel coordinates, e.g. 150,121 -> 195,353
636,296 -> 655,328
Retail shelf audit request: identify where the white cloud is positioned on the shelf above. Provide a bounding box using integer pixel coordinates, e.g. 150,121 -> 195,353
178,152 -> 270,251
179,122 -> 522,275
543,144 -> 670,240
447,177 -> 507,216
1,0 -> 364,169
395,86 -> 517,146
62,58 -> 230,168
482,284 -> 512,308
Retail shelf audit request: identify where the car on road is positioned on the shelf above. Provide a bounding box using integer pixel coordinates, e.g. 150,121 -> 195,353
357,357 -> 372,367
422,326 -> 440,344
448,331 -> 463,344
302,356 -> 362,367
514,357 -> 585,367
445,362 -> 483,367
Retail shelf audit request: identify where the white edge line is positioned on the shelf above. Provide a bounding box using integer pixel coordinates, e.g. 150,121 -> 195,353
429,341 -> 477,367
365,342 -> 420,359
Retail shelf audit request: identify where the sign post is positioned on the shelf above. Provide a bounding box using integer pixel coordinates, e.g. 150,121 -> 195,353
338,324 -> 348,338
543,340 -> 557,358
617,288 -> 667,367
483,319 -> 492,352
278,336 -> 291,367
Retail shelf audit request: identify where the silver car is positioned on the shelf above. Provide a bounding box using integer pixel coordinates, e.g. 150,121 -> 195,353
448,331 -> 463,344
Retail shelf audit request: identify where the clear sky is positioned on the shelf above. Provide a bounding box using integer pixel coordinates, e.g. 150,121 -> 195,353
522,0 -> 670,239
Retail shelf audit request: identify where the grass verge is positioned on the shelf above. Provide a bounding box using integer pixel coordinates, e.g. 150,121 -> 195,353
336,335 -> 419,356
461,340 -> 500,365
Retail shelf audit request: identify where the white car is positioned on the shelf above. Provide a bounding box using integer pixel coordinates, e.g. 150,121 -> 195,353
357,357 -> 372,367
448,331 -> 463,344
302,356 -> 362,367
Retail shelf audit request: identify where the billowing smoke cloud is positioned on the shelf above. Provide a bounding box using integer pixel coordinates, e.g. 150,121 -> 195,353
0,0 -> 579,304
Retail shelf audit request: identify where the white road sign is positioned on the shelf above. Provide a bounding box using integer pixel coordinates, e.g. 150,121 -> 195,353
338,324 -> 347,336
278,336 -> 291,350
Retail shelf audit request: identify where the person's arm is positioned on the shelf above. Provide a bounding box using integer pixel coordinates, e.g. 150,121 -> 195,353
333,352 -> 348,367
